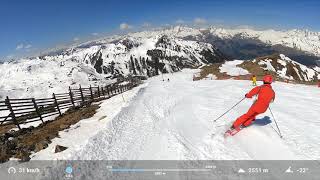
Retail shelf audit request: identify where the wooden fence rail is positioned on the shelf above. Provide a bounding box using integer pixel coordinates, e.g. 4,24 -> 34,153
0,82 -> 136,131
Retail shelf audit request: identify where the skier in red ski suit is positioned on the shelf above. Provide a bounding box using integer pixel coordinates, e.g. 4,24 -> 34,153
231,75 -> 275,130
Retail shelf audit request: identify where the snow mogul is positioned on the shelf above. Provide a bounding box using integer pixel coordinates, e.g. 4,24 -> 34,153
226,75 -> 275,136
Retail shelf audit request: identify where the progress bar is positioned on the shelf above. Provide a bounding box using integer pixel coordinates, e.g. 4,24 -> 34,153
109,168 -> 213,172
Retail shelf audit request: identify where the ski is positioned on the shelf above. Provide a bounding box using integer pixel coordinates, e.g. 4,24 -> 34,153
224,126 -> 244,138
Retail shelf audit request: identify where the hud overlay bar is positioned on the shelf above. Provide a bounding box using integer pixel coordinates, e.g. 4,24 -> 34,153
1,160 -> 320,180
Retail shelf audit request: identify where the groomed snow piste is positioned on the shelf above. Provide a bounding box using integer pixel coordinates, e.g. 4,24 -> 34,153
219,60 -> 249,76
32,69 -> 320,160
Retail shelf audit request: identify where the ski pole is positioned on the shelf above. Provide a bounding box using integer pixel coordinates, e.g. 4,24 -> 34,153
213,97 -> 245,122
268,107 -> 283,138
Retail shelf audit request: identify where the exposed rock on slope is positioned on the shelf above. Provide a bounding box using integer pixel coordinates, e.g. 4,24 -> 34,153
199,54 -> 319,83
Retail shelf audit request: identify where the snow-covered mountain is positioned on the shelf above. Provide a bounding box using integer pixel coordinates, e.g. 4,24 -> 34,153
0,33 -> 227,99
209,27 -> 320,55
165,26 -> 320,55
33,25 -> 320,67
162,26 -> 320,66
60,34 -> 226,77
1,25 -> 320,99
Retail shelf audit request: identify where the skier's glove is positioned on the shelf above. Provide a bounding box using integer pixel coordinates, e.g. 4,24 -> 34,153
245,94 -> 251,98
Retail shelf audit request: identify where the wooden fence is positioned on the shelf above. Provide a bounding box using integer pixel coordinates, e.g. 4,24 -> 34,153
0,82 -> 135,130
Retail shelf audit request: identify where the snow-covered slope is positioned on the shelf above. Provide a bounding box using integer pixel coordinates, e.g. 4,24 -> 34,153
0,58 -> 112,99
31,69 -> 320,160
219,60 -> 249,76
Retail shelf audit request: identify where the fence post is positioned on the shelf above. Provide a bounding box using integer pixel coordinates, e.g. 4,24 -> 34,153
52,93 -> 62,116
98,86 -> 101,97
101,87 -> 105,97
79,84 -> 85,103
32,98 -> 44,123
106,86 -> 110,96
5,96 -> 21,130
89,85 -> 94,100
69,86 -> 75,107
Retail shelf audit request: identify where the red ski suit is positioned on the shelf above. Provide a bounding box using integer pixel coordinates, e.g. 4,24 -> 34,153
233,84 -> 275,128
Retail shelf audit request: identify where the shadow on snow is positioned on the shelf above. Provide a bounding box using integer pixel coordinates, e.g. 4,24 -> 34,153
253,116 -> 272,126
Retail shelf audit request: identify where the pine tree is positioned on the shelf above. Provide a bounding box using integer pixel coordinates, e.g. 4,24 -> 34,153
129,55 -> 133,73
110,61 -> 115,74
131,57 -> 137,75
154,57 -> 159,75
142,57 -> 146,69
135,58 -> 141,74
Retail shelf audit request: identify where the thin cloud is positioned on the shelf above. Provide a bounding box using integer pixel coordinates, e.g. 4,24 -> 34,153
175,19 -> 185,24
16,44 -> 24,50
16,43 -> 32,50
236,25 -> 255,29
142,22 -> 151,28
6,54 -> 14,59
120,23 -> 132,30
25,44 -> 32,49
73,37 -> 80,41
194,18 -> 207,25
91,32 -> 99,36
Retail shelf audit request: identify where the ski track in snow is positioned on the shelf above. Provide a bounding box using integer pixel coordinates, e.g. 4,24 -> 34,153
71,69 -> 319,160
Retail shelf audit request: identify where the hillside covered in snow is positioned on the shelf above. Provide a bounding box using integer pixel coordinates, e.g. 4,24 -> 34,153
241,54 -> 320,82
0,58 -> 112,99
200,54 -> 319,83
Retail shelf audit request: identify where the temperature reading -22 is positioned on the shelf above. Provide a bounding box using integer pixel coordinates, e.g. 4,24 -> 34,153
297,168 -> 309,173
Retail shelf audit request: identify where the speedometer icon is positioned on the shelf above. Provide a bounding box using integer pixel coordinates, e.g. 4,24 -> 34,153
8,167 -> 16,174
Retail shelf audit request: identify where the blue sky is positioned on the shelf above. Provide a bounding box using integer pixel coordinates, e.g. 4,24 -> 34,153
0,0 -> 319,60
